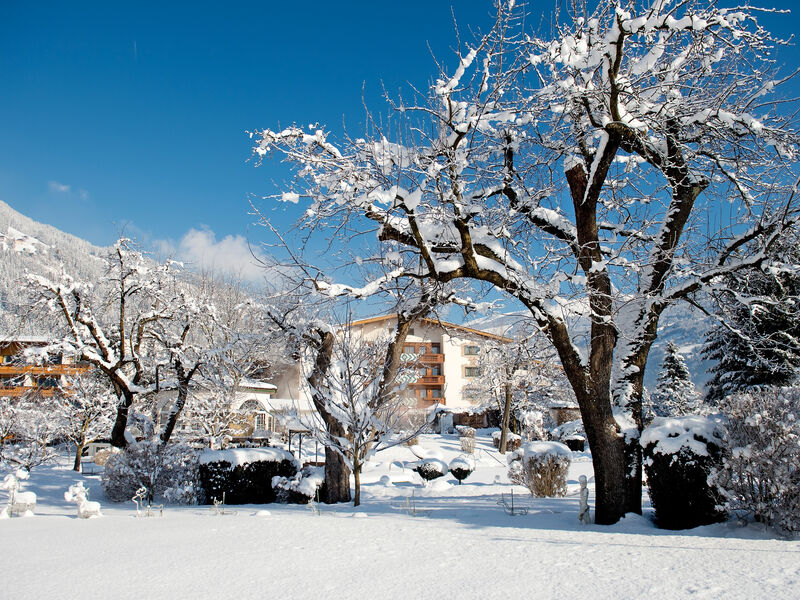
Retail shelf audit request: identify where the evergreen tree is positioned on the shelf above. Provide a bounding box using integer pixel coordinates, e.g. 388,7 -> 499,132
651,342 -> 699,417
703,244 -> 800,404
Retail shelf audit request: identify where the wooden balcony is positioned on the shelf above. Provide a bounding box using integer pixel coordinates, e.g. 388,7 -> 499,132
418,353 -> 444,364
408,375 -> 445,385
0,386 -> 60,397
0,365 -> 88,376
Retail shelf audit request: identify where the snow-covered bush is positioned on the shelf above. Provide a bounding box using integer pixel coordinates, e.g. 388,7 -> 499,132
507,442 -> 571,497
520,410 -> 546,441
413,458 -> 448,482
273,466 -> 325,504
449,456 -> 474,484
198,447 -> 298,504
492,430 -> 522,451
102,440 -> 200,504
712,388 -> 800,535
641,416 -> 727,530
455,425 -> 475,437
457,426 -> 477,454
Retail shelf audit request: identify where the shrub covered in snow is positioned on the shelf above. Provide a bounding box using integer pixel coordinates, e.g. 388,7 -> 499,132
507,441 -> 571,497
273,466 -> 325,504
413,458 -> 448,482
550,419 -> 585,445
491,430 -> 522,451
102,441 -> 200,504
712,387 -> 800,535
198,447 -> 299,504
449,456 -> 474,484
641,415 -> 727,530
455,425 -> 476,437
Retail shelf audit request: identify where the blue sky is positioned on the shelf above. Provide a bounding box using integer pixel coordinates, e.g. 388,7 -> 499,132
0,1 -> 495,278
2,1 -> 800,282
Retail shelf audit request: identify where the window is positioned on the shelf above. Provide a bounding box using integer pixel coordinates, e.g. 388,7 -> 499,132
37,376 -> 60,388
431,366 -> 441,376
430,344 -> 441,354
431,389 -> 442,398
464,366 -> 481,378
463,345 -> 480,356
403,345 -> 415,354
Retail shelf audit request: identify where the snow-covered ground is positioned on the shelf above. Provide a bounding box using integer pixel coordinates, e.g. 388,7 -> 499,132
2,432 -> 798,599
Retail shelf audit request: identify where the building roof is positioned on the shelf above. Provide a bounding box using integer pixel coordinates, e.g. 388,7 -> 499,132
237,378 -> 277,391
350,314 -> 514,343
0,336 -> 51,345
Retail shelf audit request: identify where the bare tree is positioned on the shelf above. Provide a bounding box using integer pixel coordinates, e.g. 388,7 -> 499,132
251,2 -> 800,522
56,371 -> 117,471
28,239 -> 174,447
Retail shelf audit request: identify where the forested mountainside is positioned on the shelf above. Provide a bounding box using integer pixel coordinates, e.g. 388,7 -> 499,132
466,303 -> 712,394
0,200 -> 109,336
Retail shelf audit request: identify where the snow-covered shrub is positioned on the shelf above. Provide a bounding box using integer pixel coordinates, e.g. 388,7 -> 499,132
449,456 -> 474,484
273,466 -> 325,504
198,447 -> 298,504
520,410 -> 546,441
641,415 -> 727,530
102,440 -> 199,504
491,430 -> 522,451
413,458 -> 448,482
551,419 -> 585,443
712,388 -> 800,535
455,425 -> 476,437
507,441 -> 571,497
457,426 -> 476,453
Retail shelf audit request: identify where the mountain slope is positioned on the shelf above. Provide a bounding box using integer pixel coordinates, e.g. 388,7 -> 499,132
0,200 -> 109,336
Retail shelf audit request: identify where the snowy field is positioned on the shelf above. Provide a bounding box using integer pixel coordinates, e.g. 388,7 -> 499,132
2,433 -> 798,600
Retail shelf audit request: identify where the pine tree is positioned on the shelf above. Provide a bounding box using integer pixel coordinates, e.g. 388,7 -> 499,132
651,342 -> 699,417
703,244 -> 800,404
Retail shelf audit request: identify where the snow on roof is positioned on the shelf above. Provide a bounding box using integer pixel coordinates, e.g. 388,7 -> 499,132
237,378 -> 277,391
350,314 -> 513,343
0,335 -> 51,345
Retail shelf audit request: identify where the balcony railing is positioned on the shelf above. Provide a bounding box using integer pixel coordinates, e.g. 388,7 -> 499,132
0,365 -> 88,376
0,386 -> 60,397
408,375 -> 445,385
417,353 -> 444,364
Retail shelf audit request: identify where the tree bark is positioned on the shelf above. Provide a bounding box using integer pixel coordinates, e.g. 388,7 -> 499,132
498,383 -> 512,454
73,441 -> 84,472
307,329 -> 352,504
110,387 -> 134,448
353,456 -> 362,507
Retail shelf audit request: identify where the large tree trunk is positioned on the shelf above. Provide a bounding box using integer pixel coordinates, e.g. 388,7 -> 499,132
307,329 -> 352,504
322,442 -> 351,504
578,387 -> 632,523
110,388 -> 134,448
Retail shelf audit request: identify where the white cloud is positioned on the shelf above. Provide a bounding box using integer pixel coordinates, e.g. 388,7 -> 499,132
164,227 -> 269,283
48,181 -> 71,193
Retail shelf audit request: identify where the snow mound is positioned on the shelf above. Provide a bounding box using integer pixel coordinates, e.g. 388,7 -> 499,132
640,415 -> 725,457
199,447 -> 297,468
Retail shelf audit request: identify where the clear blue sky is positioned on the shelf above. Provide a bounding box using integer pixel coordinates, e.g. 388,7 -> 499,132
2,1 -> 799,279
